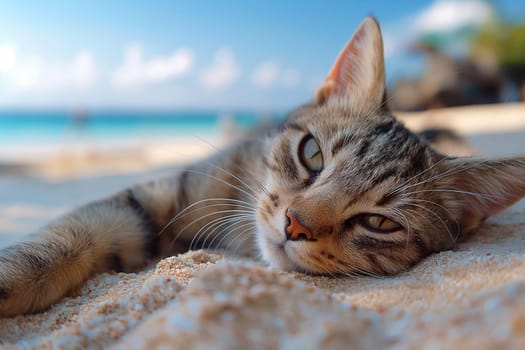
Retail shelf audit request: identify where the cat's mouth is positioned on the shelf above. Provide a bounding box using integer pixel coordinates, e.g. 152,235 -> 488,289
263,238 -> 316,273
259,235 -> 300,272
256,220 -> 318,273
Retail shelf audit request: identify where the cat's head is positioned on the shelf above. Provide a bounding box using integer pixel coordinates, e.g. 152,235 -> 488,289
255,17 -> 525,276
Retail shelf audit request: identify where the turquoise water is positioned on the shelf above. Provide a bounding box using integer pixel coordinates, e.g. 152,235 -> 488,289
0,111 -> 280,142
0,110 -> 283,161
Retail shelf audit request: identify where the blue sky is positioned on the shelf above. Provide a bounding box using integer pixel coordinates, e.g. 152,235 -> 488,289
0,0 -> 524,110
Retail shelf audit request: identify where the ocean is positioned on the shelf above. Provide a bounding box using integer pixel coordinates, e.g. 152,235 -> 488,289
0,110 -> 283,162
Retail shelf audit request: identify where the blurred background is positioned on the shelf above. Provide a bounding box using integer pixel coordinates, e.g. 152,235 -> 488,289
0,0 -> 524,246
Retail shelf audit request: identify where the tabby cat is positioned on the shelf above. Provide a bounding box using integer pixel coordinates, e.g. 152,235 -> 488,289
1,17 -> 524,317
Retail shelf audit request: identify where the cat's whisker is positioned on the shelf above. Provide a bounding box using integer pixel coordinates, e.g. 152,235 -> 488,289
215,223 -> 256,256
326,261 -> 348,279
227,227 -> 257,256
393,158 -> 507,201
208,163 -> 272,200
187,213 -> 254,251
337,242 -> 387,279
158,197 -> 255,236
354,263 -> 387,279
337,265 -> 384,279
348,264 -> 382,279
159,165 -> 260,247
407,198 -> 461,241
174,202 -> 255,226
402,202 -> 456,245
201,217 -> 254,250
206,160 -> 273,200
390,207 -> 412,248
314,260 -> 338,279
387,156 -> 450,198
198,217 -> 246,250
337,269 -> 366,278
189,216 -> 249,250
399,188 -> 496,200
169,209 -> 254,250
313,251 -> 354,279
181,215 -> 232,251
193,137 -> 272,196
209,221 -> 255,250
362,94 -> 394,121
391,159 -> 478,196
185,169 -> 259,201
196,145 -> 273,199
192,216 -> 249,250
240,235 -> 260,258
170,206 -> 254,243
146,139 -> 267,200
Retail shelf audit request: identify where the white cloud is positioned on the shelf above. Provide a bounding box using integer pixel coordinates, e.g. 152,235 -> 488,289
200,48 -> 239,88
251,61 -> 301,88
281,68 -> 301,88
112,45 -> 193,88
251,61 -> 279,88
0,48 -> 98,90
71,52 -> 97,88
414,0 -> 493,34
12,57 -> 41,89
0,45 -> 16,74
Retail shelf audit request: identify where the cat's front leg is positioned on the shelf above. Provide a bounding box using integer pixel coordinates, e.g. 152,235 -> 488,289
0,177 -> 183,317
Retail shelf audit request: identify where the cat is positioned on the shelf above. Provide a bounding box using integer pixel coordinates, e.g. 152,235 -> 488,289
1,17 -> 524,318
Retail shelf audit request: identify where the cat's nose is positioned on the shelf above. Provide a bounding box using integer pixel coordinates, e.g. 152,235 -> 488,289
285,209 -> 314,241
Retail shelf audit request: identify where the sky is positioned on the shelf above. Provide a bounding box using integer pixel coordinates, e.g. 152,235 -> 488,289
0,0 -> 524,111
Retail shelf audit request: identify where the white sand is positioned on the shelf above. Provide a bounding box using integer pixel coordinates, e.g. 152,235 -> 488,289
1,103 -> 525,348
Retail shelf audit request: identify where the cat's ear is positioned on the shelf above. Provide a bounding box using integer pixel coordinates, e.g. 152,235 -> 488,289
314,16 -> 387,111
440,157 -> 525,235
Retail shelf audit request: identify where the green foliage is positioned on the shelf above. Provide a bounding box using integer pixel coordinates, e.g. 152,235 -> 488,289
472,22 -> 525,82
501,25 -> 525,81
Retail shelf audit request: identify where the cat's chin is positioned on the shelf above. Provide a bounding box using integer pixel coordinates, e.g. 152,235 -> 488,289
255,226 -> 323,273
257,235 -> 301,272
257,236 -> 318,274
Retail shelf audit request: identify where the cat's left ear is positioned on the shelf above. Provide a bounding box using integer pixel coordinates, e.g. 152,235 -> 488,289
439,157 -> 525,236
314,16 -> 387,111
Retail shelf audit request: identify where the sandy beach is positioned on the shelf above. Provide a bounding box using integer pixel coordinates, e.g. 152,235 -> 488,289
0,103 -> 524,348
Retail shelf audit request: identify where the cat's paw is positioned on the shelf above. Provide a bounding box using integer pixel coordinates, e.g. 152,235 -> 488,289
0,274 -> 35,317
0,252 -> 57,317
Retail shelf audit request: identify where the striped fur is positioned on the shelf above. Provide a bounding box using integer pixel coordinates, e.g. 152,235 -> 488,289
1,17 -> 525,317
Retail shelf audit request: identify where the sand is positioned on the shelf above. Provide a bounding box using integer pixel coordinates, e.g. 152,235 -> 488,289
1,103 -> 525,349
1,199 -> 524,349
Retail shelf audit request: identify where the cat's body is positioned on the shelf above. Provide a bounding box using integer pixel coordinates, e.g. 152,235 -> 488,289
1,17 -> 525,317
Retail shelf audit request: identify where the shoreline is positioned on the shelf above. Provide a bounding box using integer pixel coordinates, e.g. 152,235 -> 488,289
1,102 -> 523,180
0,134 -> 227,180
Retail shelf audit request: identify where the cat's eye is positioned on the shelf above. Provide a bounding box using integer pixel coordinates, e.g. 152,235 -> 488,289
299,135 -> 323,173
360,214 -> 401,233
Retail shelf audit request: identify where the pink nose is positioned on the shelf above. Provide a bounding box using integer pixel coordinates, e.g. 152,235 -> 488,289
286,210 -> 313,241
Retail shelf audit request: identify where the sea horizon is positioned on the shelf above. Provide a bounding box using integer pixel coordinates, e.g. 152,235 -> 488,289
0,110 -> 285,162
